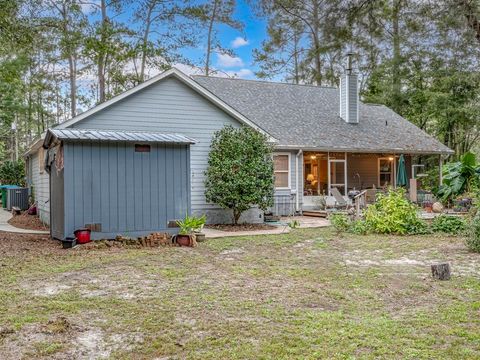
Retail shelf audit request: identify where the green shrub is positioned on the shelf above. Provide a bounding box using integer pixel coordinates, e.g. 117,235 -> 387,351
204,126 -> 274,224
431,215 -> 466,234
329,213 -> 350,233
349,220 -> 368,235
466,214 -> 480,252
364,188 -> 426,235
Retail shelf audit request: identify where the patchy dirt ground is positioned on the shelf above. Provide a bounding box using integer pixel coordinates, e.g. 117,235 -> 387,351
0,229 -> 479,359
7,212 -> 49,231
205,223 -> 276,232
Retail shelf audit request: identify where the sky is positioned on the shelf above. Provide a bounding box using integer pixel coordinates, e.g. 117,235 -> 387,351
82,0 -> 268,80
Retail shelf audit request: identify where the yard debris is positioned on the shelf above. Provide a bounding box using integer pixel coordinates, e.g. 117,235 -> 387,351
431,263 -> 451,280
7,211 -> 49,231
78,233 -> 175,249
42,317 -> 71,334
0,327 -> 15,339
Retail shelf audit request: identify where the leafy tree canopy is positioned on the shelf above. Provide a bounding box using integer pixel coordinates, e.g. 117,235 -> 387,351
204,126 -> 274,224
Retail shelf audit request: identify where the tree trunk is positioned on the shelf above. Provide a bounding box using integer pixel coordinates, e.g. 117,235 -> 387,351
293,31 -> 300,84
98,0 -> 107,103
233,209 -> 241,225
431,263 -> 451,280
391,0 -> 402,112
62,2 -> 76,117
140,2 -> 154,82
205,0 -> 219,76
311,0 -> 322,86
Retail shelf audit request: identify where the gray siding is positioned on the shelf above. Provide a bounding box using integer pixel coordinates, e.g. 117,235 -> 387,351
272,150 -> 302,215
30,150 -> 50,224
340,74 -> 358,124
57,141 -> 190,240
70,77 -> 243,222
340,76 -> 347,121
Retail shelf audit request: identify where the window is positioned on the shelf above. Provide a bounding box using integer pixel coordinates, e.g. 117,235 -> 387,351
274,153 -> 290,189
378,157 -> 395,187
328,158 -> 347,196
135,144 -> 151,153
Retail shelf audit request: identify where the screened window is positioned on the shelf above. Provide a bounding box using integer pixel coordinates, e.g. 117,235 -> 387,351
274,154 -> 290,189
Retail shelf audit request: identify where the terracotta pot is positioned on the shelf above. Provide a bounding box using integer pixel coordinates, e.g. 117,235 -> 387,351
176,234 -> 193,247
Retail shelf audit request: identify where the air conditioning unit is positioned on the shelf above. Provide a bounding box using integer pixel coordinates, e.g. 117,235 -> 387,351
7,187 -> 29,211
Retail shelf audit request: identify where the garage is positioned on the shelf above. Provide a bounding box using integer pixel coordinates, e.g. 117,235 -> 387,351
44,128 -> 194,240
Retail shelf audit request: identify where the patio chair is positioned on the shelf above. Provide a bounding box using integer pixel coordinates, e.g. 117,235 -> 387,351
331,187 -> 348,209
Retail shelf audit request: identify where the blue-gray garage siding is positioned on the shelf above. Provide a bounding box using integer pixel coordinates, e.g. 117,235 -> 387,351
67,77 -> 253,223
52,141 -> 190,240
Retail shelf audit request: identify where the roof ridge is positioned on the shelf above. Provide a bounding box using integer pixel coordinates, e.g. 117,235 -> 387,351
192,74 -> 338,90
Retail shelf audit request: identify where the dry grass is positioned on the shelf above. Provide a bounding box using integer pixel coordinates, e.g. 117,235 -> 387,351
0,228 -> 479,359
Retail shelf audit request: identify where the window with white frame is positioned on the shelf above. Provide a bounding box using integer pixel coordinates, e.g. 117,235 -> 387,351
378,157 -> 395,187
273,153 -> 290,189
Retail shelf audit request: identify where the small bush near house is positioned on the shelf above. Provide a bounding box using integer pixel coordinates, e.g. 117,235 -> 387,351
349,219 -> 369,235
466,214 -> 480,253
364,188 -> 427,235
329,213 -> 350,233
0,160 -> 25,186
431,215 -> 466,234
204,126 -> 274,225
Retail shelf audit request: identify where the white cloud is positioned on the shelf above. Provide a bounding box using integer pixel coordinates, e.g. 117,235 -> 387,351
225,69 -> 254,79
231,37 -> 249,48
216,53 -> 244,68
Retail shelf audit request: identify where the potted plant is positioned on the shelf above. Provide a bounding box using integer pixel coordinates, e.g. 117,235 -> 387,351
192,214 -> 207,242
175,214 -> 206,246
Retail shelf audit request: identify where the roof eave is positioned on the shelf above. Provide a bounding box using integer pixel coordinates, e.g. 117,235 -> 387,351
274,144 -> 454,155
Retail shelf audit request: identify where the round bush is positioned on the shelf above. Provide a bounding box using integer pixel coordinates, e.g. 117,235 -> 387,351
364,188 -> 427,235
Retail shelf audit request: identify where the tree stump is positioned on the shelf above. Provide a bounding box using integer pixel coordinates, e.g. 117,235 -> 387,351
431,263 -> 451,280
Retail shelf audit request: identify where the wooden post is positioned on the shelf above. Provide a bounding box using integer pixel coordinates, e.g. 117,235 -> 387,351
409,178 -> 417,203
439,155 -> 443,187
431,263 -> 451,280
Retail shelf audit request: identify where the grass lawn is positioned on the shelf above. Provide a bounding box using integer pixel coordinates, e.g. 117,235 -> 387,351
0,228 -> 479,359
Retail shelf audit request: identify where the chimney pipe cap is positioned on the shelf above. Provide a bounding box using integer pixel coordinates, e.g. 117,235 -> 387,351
345,53 -> 355,74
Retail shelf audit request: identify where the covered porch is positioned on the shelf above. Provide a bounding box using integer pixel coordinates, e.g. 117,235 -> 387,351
299,151 -> 442,211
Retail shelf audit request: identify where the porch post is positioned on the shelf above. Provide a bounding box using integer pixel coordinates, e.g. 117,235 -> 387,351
327,152 -> 331,196
344,152 -> 348,196
439,155 -> 443,187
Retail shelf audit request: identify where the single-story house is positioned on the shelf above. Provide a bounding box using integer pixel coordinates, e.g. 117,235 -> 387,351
30,66 -> 452,240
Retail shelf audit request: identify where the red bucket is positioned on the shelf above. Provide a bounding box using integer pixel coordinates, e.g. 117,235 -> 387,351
74,229 -> 91,244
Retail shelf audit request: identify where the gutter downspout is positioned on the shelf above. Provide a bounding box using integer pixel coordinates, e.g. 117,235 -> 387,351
295,149 -> 303,213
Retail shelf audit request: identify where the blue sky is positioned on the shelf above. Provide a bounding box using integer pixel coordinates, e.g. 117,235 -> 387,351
174,0 -> 267,79
98,0 -> 268,79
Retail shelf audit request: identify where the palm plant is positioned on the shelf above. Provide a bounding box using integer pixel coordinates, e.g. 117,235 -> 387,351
437,152 -> 480,203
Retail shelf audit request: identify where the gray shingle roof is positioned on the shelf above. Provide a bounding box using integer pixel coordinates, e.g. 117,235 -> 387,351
44,129 -> 196,147
193,76 -> 453,155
